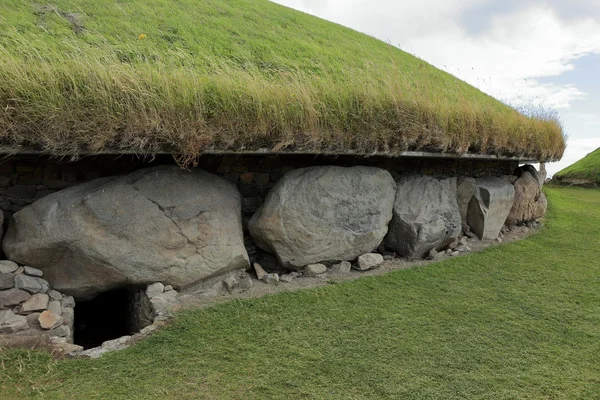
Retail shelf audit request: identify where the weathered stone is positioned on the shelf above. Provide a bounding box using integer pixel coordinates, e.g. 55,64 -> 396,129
0,310 -> 28,333
457,177 -> 476,223
236,272 -> 253,291
140,324 -> 159,335
26,312 -> 42,330
61,295 -> 75,309
49,325 -> 70,338
0,260 -> 18,274
0,288 -> 31,308
303,264 -> 327,277
0,273 -> 14,290
163,285 -> 174,292
3,166 -> 249,299
38,310 -> 64,330
356,253 -> 384,271
47,300 -> 62,316
146,282 -> 165,299
23,266 -> 43,277
14,267 -> 24,275
446,241 -> 459,250
61,307 -> 74,325
55,343 -> 84,354
48,290 -> 62,301
19,293 -> 49,314
223,276 -> 238,292
249,166 -> 396,269
14,275 -> 49,294
467,177 -> 516,240
506,171 -> 547,226
253,262 -> 267,280
329,261 -> 352,274
385,175 -> 462,259
427,249 -> 443,260
280,274 -> 296,283
262,273 -> 280,284
455,245 -> 472,253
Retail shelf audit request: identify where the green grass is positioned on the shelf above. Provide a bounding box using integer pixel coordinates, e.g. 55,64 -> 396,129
554,148 -> 600,185
2,186 -> 599,399
0,0 -> 565,162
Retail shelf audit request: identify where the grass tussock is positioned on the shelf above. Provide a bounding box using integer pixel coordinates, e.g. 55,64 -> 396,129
0,0 -> 565,161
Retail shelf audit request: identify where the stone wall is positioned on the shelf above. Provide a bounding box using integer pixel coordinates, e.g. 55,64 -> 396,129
0,154 -> 519,225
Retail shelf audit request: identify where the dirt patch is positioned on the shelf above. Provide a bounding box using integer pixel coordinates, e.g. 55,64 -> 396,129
35,5 -> 86,34
178,225 -> 539,310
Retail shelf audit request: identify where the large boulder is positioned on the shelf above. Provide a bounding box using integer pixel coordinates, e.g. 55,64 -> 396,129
505,171 -> 547,226
385,175 -> 462,259
467,177 -> 516,240
3,166 -> 249,299
249,166 -> 396,269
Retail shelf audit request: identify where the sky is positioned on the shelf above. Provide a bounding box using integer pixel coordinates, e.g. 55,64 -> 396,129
272,0 -> 600,176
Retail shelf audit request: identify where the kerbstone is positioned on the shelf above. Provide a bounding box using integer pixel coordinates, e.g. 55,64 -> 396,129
467,176 -> 516,240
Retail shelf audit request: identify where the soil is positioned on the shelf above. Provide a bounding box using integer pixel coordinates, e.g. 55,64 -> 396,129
178,224 -> 539,310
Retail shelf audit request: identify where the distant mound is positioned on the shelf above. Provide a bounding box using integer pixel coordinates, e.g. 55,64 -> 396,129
553,148 -> 600,187
0,0 -> 565,160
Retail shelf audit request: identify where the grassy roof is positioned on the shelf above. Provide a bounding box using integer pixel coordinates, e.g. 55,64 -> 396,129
0,0 -> 565,161
554,148 -> 600,185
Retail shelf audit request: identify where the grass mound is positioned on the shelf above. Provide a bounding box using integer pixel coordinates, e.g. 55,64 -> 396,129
553,148 -> 600,186
0,0 -> 565,160
2,187 -> 599,399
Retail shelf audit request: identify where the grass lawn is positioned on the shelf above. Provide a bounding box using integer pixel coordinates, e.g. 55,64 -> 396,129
1,186 -> 599,399
0,0 -> 564,160
554,148 -> 600,185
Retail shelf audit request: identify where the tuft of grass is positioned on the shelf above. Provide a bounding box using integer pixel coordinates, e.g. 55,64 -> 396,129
0,0 -> 565,161
554,148 -> 600,185
1,186 -> 599,399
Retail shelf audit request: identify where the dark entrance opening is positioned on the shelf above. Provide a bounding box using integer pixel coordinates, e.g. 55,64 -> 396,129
74,288 -> 134,350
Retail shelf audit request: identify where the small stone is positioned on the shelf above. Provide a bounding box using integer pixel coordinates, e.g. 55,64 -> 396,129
55,342 -> 83,354
61,307 -> 74,325
303,264 -> 327,277
48,290 -> 63,301
458,237 -> 468,246
0,273 -> 14,290
163,285 -> 174,292
23,266 -> 43,277
223,276 -> 238,292
357,253 -> 384,271
451,251 -> 460,257
239,172 -> 255,184
14,267 -> 24,275
465,231 -> 478,240
236,271 -> 253,291
14,275 -> 49,294
0,260 -> 18,274
19,293 -> 49,314
330,261 -> 352,274
262,273 -> 279,284
383,255 -> 394,261
280,274 -> 296,283
48,300 -> 62,316
0,288 -> 31,308
0,310 -> 28,333
496,237 -> 503,243
146,282 -> 165,299
49,325 -> 70,338
61,295 -> 75,308
26,312 -> 42,330
446,241 -> 459,250
446,249 -> 453,255
427,249 -> 442,260
253,262 -> 267,280
455,245 -> 472,253
140,324 -> 158,335
38,310 -> 64,330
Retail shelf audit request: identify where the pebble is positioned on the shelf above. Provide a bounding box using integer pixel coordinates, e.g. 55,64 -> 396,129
303,264 -> 327,277
263,273 -> 280,284
23,266 -> 43,277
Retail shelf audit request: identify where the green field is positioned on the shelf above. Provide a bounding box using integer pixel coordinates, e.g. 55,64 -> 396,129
0,0 -> 564,161
1,186 -> 599,399
554,148 -> 600,186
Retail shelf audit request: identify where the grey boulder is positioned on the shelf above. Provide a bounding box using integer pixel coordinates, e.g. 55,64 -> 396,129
3,166 -> 249,299
385,175 -> 462,259
0,310 -> 28,333
506,171 -> 547,226
249,166 -> 396,269
467,177 -> 516,240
